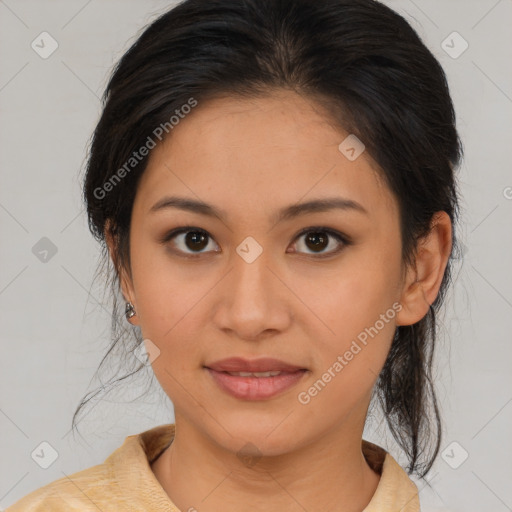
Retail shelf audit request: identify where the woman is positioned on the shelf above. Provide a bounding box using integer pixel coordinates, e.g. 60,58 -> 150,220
7,0 -> 462,510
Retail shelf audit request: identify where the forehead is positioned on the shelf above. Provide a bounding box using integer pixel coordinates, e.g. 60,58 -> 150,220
133,92 -> 397,223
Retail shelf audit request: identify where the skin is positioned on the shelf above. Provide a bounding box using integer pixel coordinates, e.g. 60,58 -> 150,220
106,90 -> 452,512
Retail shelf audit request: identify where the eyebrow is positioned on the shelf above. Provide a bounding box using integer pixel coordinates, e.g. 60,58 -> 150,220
149,195 -> 368,223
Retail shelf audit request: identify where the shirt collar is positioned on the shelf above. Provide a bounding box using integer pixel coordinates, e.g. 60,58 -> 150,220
107,423 -> 419,511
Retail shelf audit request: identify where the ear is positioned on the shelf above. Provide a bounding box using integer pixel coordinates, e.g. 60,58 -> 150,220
396,211 -> 452,326
104,220 -> 140,326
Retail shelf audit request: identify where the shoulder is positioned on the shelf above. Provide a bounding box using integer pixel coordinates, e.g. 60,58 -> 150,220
362,440 -> 420,512
4,462 -> 126,511
5,424 -> 176,512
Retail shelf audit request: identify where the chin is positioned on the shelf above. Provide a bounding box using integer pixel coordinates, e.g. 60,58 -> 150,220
211,417 -> 303,459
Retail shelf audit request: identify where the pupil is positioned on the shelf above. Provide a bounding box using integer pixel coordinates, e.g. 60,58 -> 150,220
306,232 -> 327,252
186,231 -> 208,251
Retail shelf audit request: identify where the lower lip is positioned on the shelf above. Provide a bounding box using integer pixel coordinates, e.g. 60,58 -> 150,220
206,368 -> 307,400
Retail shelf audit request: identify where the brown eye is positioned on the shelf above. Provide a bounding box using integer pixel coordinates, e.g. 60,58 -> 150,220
161,227 -> 220,256
291,227 -> 350,258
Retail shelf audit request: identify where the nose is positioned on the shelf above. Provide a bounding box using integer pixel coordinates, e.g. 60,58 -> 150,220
212,244 -> 292,341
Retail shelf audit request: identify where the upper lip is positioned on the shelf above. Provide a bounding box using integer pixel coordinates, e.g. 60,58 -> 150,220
205,357 -> 306,373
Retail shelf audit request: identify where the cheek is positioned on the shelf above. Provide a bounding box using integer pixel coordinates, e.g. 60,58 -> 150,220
292,245 -> 401,386
296,297 -> 398,419
293,250 -> 401,343
134,278 -> 205,348
129,237 -> 194,332
128,241 -> 216,375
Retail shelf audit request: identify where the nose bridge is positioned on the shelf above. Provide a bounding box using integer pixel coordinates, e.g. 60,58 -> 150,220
213,234 -> 289,339
230,235 -> 272,302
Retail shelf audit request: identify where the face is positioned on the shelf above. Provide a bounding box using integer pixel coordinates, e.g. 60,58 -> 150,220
115,91 -> 412,456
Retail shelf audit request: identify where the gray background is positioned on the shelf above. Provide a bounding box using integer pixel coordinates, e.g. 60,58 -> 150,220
1,1 -> 511,510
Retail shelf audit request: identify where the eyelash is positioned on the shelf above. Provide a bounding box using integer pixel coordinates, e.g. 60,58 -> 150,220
159,225 -> 352,259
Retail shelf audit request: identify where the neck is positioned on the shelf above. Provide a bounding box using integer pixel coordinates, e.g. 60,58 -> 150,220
151,416 -> 381,512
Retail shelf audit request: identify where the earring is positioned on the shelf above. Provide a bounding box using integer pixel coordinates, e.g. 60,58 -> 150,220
125,302 -> 136,319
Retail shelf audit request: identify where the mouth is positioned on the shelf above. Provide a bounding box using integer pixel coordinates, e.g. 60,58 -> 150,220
204,363 -> 308,400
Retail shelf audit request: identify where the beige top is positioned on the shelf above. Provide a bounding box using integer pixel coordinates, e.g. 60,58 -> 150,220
6,423 -> 420,511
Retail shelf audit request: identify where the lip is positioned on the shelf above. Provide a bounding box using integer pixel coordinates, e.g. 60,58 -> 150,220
205,368 -> 308,400
204,357 -> 308,401
205,357 -> 306,373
